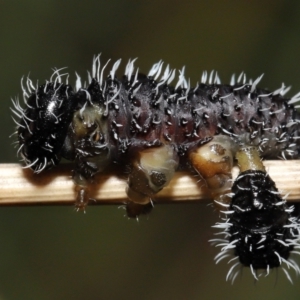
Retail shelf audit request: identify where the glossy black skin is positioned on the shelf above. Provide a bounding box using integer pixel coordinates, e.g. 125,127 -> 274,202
18,82 -> 75,171
229,170 -> 294,269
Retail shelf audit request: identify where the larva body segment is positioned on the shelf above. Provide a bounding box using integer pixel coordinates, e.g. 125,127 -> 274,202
14,79 -> 75,172
12,55 -> 300,282
212,146 -> 300,282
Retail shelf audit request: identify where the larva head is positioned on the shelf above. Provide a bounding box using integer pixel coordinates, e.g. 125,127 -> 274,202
212,170 -> 300,282
16,82 -> 74,172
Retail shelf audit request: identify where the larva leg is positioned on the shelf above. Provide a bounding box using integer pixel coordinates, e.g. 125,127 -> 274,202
67,91 -> 112,212
235,146 -> 265,173
188,135 -> 237,207
126,144 -> 179,217
73,174 -> 92,211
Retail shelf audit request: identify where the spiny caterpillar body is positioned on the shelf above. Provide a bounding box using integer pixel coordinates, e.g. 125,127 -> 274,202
11,55 -> 300,283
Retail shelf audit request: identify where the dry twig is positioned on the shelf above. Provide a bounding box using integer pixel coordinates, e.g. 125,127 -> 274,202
0,161 -> 300,206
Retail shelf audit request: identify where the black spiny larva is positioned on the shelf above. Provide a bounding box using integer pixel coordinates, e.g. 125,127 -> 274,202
11,55 -> 300,283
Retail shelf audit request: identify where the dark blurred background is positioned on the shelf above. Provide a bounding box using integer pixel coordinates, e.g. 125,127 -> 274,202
1,0 -> 300,299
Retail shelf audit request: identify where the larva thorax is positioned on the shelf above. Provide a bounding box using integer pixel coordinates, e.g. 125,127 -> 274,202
11,55 -> 300,283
